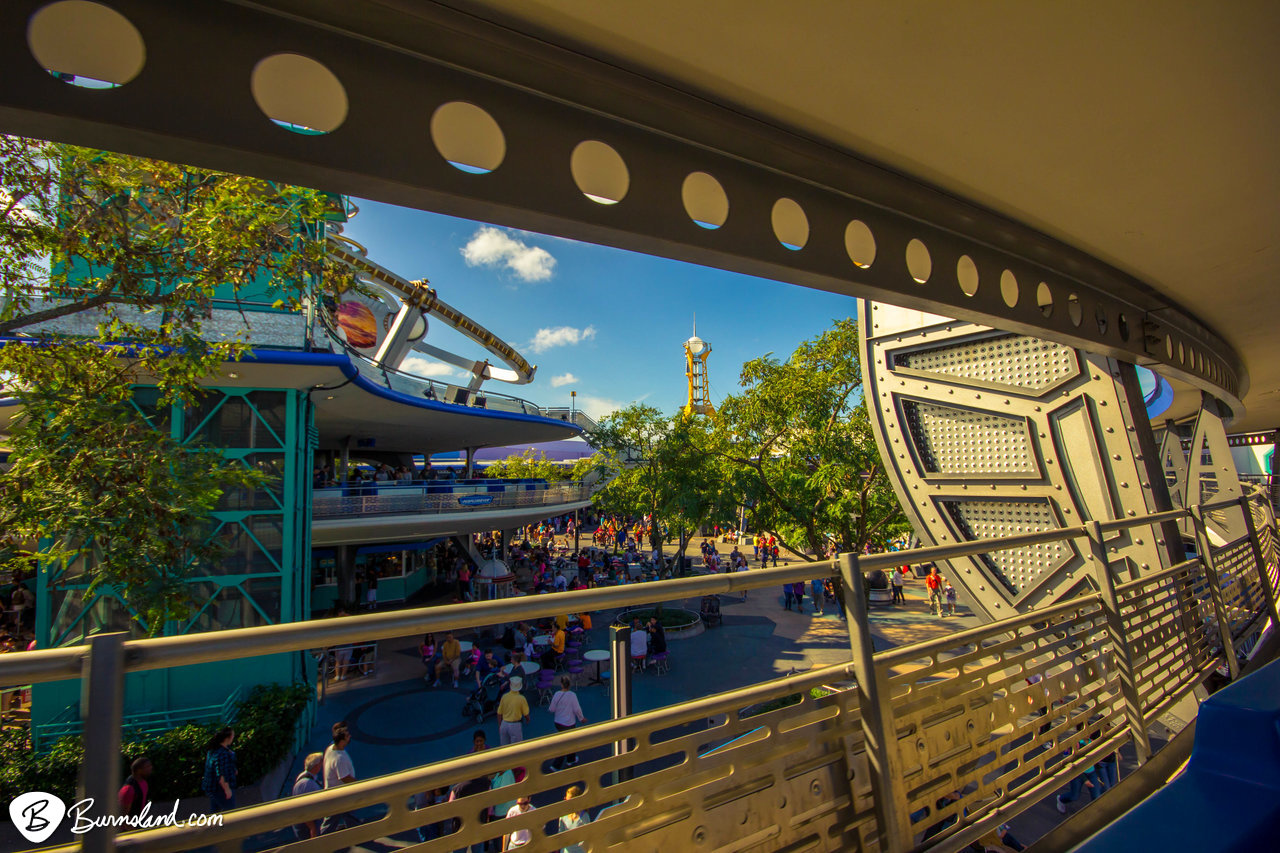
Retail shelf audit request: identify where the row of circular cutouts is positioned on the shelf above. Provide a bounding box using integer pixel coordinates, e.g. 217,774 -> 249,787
29,1 -> 1230,390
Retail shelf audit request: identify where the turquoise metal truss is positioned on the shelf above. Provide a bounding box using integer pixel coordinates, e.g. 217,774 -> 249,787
36,385 -> 314,647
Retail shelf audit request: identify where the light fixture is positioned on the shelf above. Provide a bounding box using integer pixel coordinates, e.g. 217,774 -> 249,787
326,395 -> 335,400
227,372 -> 240,380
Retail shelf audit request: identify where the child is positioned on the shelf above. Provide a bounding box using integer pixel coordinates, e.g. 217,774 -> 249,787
944,581 -> 957,616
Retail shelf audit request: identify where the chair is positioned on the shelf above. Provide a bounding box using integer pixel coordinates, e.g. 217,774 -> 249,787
567,660 -> 586,687
650,652 -> 670,675
536,669 -> 557,706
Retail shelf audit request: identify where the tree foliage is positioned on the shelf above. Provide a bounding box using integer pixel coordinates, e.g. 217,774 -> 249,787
0,135 -> 345,632
592,404 -> 735,560
712,318 -> 908,561
481,447 -> 607,483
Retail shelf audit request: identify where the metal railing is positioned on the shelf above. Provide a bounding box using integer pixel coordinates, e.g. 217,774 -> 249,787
4,493 -> 1276,853
311,480 -> 593,519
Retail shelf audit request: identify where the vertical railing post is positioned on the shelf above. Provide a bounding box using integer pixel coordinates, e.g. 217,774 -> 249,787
79,632 -> 127,853
1190,505 -> 1240,680
838,553 -> 911,850
1085,521 -> 1152,764
609,624 -> 634,786
1237,495 -> 1280,631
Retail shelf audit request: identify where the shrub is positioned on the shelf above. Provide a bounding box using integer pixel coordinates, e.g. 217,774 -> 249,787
0,681 -> 311,807
744,687 -> 832,718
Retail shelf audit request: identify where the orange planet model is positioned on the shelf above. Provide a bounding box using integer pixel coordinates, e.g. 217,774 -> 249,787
337,301 -> 377,349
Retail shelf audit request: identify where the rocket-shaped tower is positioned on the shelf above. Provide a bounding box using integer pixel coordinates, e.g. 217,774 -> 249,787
683,320 -> 714,418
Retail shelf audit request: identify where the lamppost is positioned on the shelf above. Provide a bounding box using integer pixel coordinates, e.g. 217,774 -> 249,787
570,389 -> 576,420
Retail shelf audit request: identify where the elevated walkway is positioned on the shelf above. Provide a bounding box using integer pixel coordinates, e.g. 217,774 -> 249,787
311,479 -> 594,546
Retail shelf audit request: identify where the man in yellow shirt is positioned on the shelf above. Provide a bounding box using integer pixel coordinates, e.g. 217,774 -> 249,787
433,632 -> 462,688
497,677 -> 530,745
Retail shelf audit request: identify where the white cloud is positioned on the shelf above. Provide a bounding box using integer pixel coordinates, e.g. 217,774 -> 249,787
550,372 -> 579,388
574,394 -> 625,420
460,226 -> 557,283
400,354 -> 459,379
528,325 -> 596,354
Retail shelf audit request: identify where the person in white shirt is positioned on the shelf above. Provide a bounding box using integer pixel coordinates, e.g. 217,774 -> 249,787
547,676 -> 587,769
503,797 -> 535,850
320,722 -> 359,834
629,619 -> 648,670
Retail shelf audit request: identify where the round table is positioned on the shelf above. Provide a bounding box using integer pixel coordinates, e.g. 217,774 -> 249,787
583,649 -> 611,685
502,661 -> 539,677
533,635 -> 552,647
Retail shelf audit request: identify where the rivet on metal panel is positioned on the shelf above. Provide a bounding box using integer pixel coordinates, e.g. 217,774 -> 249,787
693,826 -> 707,844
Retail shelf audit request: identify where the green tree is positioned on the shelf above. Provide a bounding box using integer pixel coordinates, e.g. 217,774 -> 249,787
0,135 -> 344,632
481,448 -> 608,483
714,318 -> 908,577
592,404 -> 734,567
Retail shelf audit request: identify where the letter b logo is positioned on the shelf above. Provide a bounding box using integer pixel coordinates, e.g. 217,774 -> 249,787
10,792 -> 67,843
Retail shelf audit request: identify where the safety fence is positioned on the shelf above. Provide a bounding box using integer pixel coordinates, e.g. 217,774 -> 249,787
2,493 -> 1275,853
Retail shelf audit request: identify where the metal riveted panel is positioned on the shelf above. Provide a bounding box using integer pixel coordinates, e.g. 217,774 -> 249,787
861,301 -> 1175,619
0,0 -> 1244,420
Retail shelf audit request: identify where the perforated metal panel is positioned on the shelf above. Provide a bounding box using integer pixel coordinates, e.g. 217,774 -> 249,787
942,500 -> 1071,593
895,335 -> 1079,393
862,301 -> 1177,619
904,401 -> 1036,476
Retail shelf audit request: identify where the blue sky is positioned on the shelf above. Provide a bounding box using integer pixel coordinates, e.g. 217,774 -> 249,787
343,199 -> 858,419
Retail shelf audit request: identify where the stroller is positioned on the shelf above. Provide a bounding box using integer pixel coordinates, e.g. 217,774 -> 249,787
461,672 -> 506,724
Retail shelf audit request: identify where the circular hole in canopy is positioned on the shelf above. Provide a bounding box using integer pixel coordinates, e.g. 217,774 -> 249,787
1000,270 -> 1019,307
1165,334 -> 1173,359
771,198 -> 809,250
251,53 -> 348,134
906,239 -> 931,284
1095,304 -> 1108,335
570,140 -> 629,205
430,102 -> 505,174
1117,313 -> 1129,341
957,255 -> 979,296
28,0 -> 145,89
1037,282 -> 1053,318
844,220 -> 875,268
1178,341 -> 1186,364
1067,293 -> 1082,326
682,171 -> 729,229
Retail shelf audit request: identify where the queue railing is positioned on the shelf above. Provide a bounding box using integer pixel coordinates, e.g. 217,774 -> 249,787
3,493 -> 1276,853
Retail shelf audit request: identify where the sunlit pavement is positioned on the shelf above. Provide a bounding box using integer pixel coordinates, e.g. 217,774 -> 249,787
241,568 -> 992,849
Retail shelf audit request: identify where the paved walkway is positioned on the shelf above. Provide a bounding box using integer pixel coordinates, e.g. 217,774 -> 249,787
239,566 -> 990,850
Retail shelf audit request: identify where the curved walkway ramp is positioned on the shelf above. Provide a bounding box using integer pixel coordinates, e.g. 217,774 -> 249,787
311,480 -> 594,546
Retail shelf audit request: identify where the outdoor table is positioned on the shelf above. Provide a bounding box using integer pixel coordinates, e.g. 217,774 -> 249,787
458,640 -> 474,653
501,660 -> 539,677
533,635 -> 552,647
583,648 -> 611,685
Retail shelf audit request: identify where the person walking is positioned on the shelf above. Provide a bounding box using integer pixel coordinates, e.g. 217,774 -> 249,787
557,785 -> 591,853
810,578 -> 824,616
290,752 -> 324,839
201,727 -> 237,812
548,676 -> 586,769
925,566 -> 945,617
321,722 -> 361,833
945,581 -> 958,616
783,583 -> 795,611
503,796 -> 536,850
118,757 -> 152,818
497,677 -> 530,745
890,568 -> 905,605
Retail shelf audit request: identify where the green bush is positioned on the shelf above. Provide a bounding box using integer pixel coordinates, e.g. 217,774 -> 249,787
744,687 -> 832,718
0,681 -> 310,806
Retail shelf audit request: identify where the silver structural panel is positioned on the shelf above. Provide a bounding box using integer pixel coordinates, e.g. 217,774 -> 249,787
1157,396 -> 1248,544
860,301 -> 1177,620
0,0 -> 1244,419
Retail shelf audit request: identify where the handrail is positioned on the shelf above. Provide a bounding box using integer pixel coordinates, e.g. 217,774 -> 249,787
0,501 -> 1227,687
7,494 -> 1277,853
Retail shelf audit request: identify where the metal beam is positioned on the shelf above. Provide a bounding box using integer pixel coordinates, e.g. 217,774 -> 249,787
0,0 -> 1243,416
